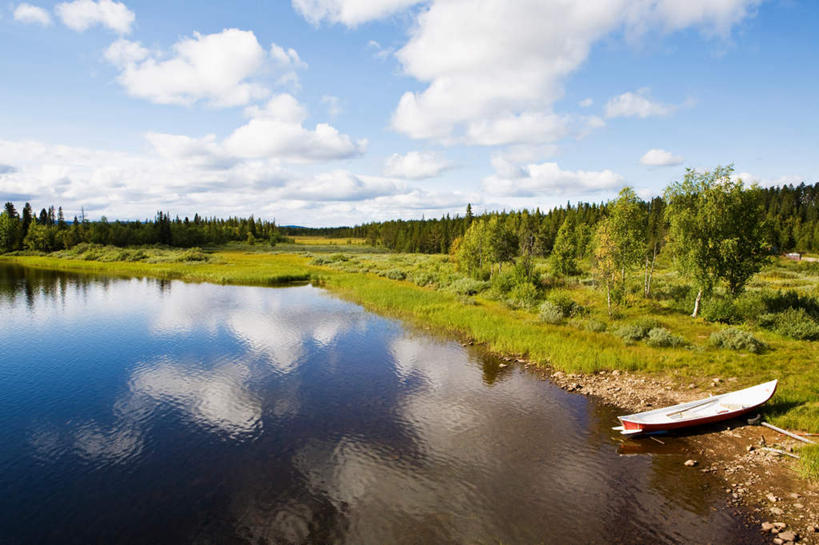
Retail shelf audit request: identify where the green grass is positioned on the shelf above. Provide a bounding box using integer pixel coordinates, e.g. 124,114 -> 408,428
2,246 -> 818,434
798,445 -> 819,481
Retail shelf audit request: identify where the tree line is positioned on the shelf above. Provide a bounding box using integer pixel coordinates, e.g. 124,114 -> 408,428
0,205 -> 286,252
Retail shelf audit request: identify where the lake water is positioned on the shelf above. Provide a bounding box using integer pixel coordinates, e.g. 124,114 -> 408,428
0,263 -> 762,544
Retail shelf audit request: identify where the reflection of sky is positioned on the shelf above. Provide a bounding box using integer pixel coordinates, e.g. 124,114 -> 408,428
1,266 -> 762,545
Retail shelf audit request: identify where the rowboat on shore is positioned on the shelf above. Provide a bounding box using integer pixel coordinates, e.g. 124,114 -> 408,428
613,379 -> 778,435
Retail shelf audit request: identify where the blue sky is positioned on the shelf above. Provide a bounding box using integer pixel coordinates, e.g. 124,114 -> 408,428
0,0 -> 816,225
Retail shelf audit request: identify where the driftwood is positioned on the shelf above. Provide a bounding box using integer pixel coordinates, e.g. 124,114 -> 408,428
760,447 -> 800,459
761,422 -> 816,445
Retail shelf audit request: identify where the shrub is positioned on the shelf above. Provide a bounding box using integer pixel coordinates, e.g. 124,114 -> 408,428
733,291 -> 767,323
490,269 -> 517,295
412,271 -> 437,287
507,282 -> 540,310
709,328 -> 765,353
701,298 -> 740,324
447,277 -> 489,296
613,318 -> 663,342
584,319 -> 607,332
645,327 -> 686,348
767,307 -> 819,340
613,324 -> 647,342
547,291 -> 583,317
539,301 -> 564,324
384,269 -> 407,281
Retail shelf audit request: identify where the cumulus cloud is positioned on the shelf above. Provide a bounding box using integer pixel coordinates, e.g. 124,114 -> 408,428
0,138 -> 470,225
579,98 -> 594,108
640,148 -> 683,166
55,0 -> 134,34
377,0 -> 760,146
292,0 -> 423,26
13,3 -> 52,26
604,88 -> 675,119
223,94 -> 366,161
383,151 -> 452,179
483,157 -> 623,197
105,29 -> 305,107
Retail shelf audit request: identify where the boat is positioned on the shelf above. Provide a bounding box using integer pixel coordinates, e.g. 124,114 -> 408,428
613,379 -> 777,435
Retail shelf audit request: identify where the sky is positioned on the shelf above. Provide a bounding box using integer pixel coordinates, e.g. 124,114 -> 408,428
0,0 -> 817,226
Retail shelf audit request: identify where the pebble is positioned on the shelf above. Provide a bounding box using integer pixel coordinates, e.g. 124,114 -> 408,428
771,507 -> 785,516
684,459 -> 698,467
762,522 -> 774,532
767,493 -> 779,503
808,525 -> 817,533
794,503 -> 804,509
772,538 -> 783,545
778,530 -> 796,542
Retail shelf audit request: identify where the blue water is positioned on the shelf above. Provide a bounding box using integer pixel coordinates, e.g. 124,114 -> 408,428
0,264 -> 761,544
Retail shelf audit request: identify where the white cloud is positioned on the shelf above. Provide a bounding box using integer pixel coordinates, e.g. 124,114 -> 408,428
383,151 -> 452,179
13,3 -> 52,26
105,30 -> 304,108
382,0 -> 758,146
640,148 -> 683,166
604,88 -> 674,119
281,171 -> 403,201
292,0 -> 422,26
224,94 -> 366,162
55,0 -> 134,34
579,98 -> 593,108
483,157 -> 623,197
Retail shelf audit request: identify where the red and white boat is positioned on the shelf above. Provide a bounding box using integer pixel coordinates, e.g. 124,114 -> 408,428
613,379 -> 777,435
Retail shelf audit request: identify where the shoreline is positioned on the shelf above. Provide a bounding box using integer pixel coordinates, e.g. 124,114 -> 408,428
2,252 -> 818,542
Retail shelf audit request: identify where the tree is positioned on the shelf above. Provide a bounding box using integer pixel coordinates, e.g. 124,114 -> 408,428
0,211 -> 17,253
609,187 -> 646,289
593,218 -> 618,316
665,166 -> 769,317
550,216 -> 578,278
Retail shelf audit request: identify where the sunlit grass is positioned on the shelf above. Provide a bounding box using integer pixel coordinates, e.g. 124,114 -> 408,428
799,445 -> 819,481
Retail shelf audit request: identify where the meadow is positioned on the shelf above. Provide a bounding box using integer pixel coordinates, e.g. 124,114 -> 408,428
2,236 -> 817,442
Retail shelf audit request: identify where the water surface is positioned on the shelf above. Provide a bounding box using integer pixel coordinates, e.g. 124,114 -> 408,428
0,264 -> 761,544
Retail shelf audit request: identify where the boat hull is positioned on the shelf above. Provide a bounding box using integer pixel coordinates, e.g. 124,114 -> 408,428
615,379 -> 777,435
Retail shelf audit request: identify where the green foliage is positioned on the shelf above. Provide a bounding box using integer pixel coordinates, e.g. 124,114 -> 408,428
664,166 -> 770,315
584,319 -> 608,333
614,318 -> 663,342
384,269 -> 407,281
507,282 -> 540,310
701,298 -> 741,324
538,301 -> 564,324
546,290 -> 583,317
446,277 -> 489,296
550,217 -> 578,277
645,327 -> 686,348
709,328 -> 766,353
761,308 -> 819,340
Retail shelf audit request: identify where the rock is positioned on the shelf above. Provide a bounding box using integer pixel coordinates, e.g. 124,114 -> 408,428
774,523 -> 787,530
789,493 -> 801,499
747,445 -> 755,452
772,538 -> 783,545
807,525 -> 816,533
767,493 -> 779,502
778,530 -> 796,542
688,383 -> 696,389
684,459 -> 698,467
713,377 -> 722,384
794,503 -> 804,509
499,363 -> 508,368
770,507 -> 785,516
762,522 -> 775,532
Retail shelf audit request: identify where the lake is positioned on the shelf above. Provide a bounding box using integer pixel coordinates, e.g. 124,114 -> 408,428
0,263 -> 762,544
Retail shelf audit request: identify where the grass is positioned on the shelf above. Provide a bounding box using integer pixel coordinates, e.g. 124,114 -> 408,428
2,242 -> 818,434
799,445 -> 819,481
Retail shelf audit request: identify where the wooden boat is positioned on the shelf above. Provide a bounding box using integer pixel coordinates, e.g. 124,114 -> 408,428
613,379 -> 777,435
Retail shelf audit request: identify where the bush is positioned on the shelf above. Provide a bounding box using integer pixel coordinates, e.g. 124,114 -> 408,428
412,271 -> 437,287
547,291 -> 583,318
507,282 -> 539,310
586,319 -> 608,332
613,318 -> 663,342
733,291 -> 767,323
765,307 -> 819,340
645,327 -> 686,348
384,269 -> 407,281
613,324 -> 647,342
709,328 -> 765,353
447,277 -> 489,296
701,298 -> 740,324
490,269 -> 517,295
539,301 -> 564,324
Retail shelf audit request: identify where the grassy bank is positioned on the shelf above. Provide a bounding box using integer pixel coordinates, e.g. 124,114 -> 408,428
1,244 -> 817,434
